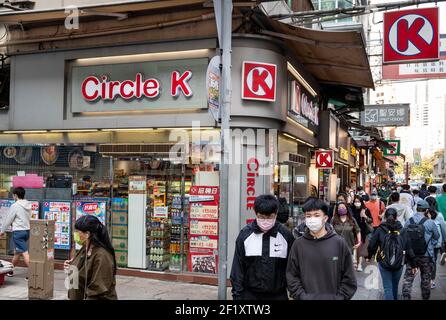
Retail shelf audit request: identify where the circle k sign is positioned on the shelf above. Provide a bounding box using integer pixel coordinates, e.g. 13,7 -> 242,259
383,7 -> 439,63
315,150 -> 334,170
242,61 -> 277,102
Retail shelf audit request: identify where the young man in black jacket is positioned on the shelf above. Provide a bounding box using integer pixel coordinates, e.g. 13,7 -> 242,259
286,197 -> 357,300
230,194 -> 295,300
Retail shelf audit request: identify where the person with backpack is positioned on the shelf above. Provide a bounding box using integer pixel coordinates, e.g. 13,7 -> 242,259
230,195 -> 295,300
386,192 -> 413,225
402,200 -> 440,300
367,208 -> 414,300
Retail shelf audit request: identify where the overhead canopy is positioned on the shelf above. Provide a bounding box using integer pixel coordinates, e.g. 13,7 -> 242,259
0,0 -> 208,24
254,13 -> 374,89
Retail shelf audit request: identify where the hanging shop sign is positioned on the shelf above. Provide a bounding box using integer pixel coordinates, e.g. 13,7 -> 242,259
361,104 -> 410,127
382,36 -> 446,80
383,140 -> 401,156
288,80 -> 319,131
206,55 -> 220,122
383,7 -> 439,64
241,61 -> 277,102
70,58 -> 208,113
351,145 -> 357,157
315,150 -> 334,169
339,147 -> 349,161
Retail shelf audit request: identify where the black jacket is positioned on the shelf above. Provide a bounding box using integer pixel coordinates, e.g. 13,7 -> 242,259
286,225 -> 357,300
230,220 -> 295,299
367,221 -> 415,267
351,205 -> 373,242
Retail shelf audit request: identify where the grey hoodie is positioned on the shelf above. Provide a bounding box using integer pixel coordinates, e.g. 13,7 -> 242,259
286,224 -> 357,300
1,199 -> 32,233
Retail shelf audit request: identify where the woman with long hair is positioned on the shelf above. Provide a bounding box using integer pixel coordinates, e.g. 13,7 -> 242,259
367,208 -> 413,300
332,202 -> 361,268
65,215 -> 117,300
350,195 -> 373,272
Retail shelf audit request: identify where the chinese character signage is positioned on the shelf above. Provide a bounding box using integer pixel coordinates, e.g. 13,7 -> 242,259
339,147 -> 349,161
43,201 -> 71,250
383,35 -> 446,80
188,186 -> 219,274
361,104 -> 410,127
384,140 -> 401,156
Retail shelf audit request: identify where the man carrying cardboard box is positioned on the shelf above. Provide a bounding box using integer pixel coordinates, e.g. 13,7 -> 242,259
0,187 -> 32,280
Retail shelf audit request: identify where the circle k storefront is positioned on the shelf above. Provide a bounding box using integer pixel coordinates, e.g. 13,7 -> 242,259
0,34 -> 320,283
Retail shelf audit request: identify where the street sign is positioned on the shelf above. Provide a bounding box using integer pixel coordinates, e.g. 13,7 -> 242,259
241,61 -> 277,102
361,104 -> 410,127
384,140 -> 400,156
383,7 -> 439,64
315,150 -> 334,169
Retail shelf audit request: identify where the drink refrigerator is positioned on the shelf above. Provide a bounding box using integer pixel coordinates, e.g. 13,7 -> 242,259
127,176 -> 148,269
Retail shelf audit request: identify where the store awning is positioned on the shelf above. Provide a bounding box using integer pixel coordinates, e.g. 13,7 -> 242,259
0,0 -> 208,24
254,13 -> 374,89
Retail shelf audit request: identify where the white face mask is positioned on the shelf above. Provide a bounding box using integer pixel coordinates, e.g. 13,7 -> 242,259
354,202 -> 361,208
305,216 -> 325,233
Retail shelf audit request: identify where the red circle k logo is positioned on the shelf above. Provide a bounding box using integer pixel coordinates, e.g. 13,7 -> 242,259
389,14 -> 434,56
242,61 -> 277,102
383,8 -> 439,63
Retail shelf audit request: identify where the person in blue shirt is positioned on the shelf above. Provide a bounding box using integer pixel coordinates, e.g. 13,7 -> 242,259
401,200 -> 440,300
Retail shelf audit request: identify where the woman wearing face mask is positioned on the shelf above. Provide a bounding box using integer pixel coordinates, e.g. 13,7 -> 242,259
332,203 -> 361,268
65,215 -> 117,300
350,196 -> 373,272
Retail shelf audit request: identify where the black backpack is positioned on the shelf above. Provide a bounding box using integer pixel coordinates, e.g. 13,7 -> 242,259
379,225 -> 405,271
406,217 -> 428,256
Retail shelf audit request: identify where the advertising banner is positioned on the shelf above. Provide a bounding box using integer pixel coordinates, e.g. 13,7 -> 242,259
0,200 -> 14,232
43,201 -> 71,250
188,186 -> 219,274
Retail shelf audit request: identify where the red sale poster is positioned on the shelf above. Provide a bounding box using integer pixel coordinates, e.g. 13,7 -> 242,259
188,186 -> 219,273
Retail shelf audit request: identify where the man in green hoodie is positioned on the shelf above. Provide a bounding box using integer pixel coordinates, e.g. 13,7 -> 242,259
286,197 -> 357,300
436,184 -> 446,220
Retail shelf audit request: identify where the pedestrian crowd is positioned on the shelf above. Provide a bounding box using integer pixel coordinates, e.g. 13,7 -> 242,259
231,182 -> 446,300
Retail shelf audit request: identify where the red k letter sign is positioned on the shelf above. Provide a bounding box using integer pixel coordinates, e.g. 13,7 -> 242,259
315,150 -> 334,170
383,7 -> 439,64
242,61 -> 277,102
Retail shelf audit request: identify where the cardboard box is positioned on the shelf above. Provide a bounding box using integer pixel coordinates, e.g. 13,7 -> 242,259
115,250 -> 128,267
0,239 -> 7,250
112,225 -> 128,238
112,238 -> 128,251
28,260 -> 54,300
0,233 -> 7,240
29,220 -> 55,262
112,211 -> 128,225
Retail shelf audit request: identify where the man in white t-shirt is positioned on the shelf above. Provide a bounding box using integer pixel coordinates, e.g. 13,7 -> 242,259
399,184 -> 415,210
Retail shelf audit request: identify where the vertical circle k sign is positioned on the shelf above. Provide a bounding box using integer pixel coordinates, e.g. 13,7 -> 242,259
241,61 -> 277,102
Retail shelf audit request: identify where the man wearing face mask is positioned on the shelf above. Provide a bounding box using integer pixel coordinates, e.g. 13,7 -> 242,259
365,191 -> 386,231
230,195 -> 295,300
286,198 -> 357,300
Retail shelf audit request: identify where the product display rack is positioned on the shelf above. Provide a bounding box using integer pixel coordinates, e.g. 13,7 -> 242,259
111,198 -> 128,267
